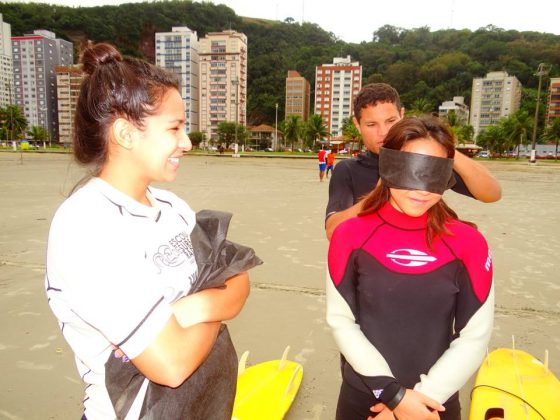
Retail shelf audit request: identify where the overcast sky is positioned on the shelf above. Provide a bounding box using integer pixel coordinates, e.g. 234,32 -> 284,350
11,0 -> 560,43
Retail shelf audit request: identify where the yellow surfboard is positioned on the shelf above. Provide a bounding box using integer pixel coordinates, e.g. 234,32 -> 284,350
232,346 -> 303,420
469,347 -> 560,419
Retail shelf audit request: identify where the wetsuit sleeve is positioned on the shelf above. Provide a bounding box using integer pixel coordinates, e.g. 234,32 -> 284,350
326,224 -> 402,402
414,234 -> 494,403
450,170 -> 474,198
326,162 -> 355,219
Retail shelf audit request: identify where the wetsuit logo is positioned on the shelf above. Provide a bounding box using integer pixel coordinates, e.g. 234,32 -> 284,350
484,252 -> 492,271
386,249 -> 437,267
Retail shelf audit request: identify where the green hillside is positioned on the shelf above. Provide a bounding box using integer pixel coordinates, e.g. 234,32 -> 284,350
1,0 -> 559,125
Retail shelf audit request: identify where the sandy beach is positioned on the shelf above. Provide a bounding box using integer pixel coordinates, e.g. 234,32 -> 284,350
0,152 -> 559,420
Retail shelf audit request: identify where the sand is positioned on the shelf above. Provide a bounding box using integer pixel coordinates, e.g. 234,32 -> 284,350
0,153 -> 559,420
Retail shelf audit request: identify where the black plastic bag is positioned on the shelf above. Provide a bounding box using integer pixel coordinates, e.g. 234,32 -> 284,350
189,209 -> 262,293
105,210 -> 262,419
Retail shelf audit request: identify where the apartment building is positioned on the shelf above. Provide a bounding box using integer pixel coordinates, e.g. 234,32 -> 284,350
285,70 -> 310,122
546,77 -> 560,126
155,26 -> 199,134
0,13 -> 13,108
470,71 -> 522,138
198,30 -> 247,141
438,96 -> 469,124
56,65 -> 82,145
11,30 -> 73,142
314,56 -> 362,138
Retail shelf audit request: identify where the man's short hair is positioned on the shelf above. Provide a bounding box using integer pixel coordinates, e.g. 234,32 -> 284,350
353,83 -> 401,122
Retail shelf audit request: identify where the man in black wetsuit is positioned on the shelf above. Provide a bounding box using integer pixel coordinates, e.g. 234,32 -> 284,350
325,83 -> 502,240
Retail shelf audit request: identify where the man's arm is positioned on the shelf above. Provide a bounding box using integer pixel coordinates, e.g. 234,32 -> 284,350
325,160 -> 365,240
453,151 -> 501,203
325,199 -> 364,240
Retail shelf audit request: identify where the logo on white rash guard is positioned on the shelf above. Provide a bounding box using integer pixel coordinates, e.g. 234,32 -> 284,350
386,249 -> 437,267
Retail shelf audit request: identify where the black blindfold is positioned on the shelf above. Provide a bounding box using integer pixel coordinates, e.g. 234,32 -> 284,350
379,147 -> 456,194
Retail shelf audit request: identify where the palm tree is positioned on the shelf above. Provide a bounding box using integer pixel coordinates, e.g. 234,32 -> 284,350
341,117 -> 362,151
444,110 -> 460,128
28,125 -> 48,145
304,114 -> 329,149
283,115 -> 301,151
407,98 -> 433,117
1,105 -> 28,143
543,118 -> 560,158
501,111 -> 532,158
276,119 -> 286,150
443,110 -> 463,144
476,125 -> 505,155
457,124 -> 475,144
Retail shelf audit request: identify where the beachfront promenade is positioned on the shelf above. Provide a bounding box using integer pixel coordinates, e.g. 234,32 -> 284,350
1,152 -> 559,419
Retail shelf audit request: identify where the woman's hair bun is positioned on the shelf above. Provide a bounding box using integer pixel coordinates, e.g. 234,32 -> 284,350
80,42 -> 123,76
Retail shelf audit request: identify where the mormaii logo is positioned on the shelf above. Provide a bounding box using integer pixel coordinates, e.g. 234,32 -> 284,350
386,249 -> 437,267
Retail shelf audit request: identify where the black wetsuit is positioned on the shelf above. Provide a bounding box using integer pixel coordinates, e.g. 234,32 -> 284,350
326,202 -> 494,419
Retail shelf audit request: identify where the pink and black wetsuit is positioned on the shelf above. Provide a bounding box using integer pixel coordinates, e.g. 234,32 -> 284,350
327,202 -> 494,419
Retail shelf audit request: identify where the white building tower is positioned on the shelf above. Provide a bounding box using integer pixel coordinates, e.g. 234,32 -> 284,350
155,26 -> 199,134
198,30 -> 247,141
11,29 -> 73,142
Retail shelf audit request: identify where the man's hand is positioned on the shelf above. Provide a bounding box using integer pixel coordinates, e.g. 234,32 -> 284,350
453,151 -> 501,202
325,199 -> 364,240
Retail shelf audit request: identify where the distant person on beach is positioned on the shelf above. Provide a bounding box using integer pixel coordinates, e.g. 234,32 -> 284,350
325,83 -> 502,239
44,43 -> 257,420
326,150 -> 336,179
318,147 -> 327,181
327,117 -> 494,420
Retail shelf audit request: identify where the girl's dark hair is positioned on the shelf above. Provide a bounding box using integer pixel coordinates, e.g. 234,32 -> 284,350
359,116 -> 476,246
73,42 -> 179,173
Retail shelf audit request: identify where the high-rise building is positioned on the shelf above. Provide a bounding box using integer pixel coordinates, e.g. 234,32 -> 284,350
0,13 -> 13,108
11,30 -> 73,142
56,65 -> 82,145
470,71 -> 522,138
546,77 -> 560,126
199,30 -> 247,141
155,26 -> 199,134
285,70 -> 310,122
314,56 -> 362,138
438,96 -> 470,125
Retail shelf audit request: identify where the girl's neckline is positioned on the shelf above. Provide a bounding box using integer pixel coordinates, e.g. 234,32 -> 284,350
377,201 -> 429,229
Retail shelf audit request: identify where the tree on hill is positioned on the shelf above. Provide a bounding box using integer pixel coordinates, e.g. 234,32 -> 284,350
2,1 -> 560,130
